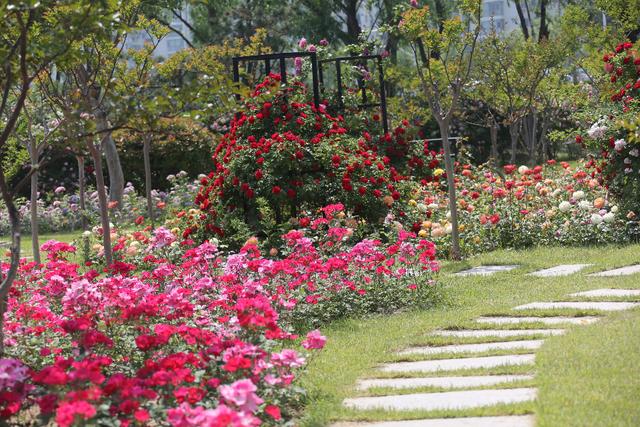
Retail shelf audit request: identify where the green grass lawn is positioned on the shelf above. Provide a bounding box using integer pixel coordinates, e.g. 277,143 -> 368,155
0,230 -> 82,258
298,244 -> 640,426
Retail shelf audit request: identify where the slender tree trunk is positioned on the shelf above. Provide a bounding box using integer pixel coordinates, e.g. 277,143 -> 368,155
87,139 -> 113,266
28,140 -> 40,264
95,109 -> 124,205
538,0 -> 549,42
143,135 -> 154,225
489,118 -> 499,167
540,115 -> 551,162
77,155 -> 88,232
344,0 -> 362,44
0,170 -> 21,356
509,121 -> 519,164
513,1 -> 530,39
438,118 -> 461,260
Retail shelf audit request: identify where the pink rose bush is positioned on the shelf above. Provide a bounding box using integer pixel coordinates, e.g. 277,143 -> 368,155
0,205 -> 439,425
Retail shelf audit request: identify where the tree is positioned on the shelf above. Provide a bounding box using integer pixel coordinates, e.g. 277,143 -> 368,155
0,0 -> 114,356
12,93 -> 63,264
398,0 -> 481,260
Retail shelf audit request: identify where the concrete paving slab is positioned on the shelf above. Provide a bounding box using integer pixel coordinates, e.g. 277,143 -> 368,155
477,316 -> 599,326
433,329 -> 565,338
331,415 -> 535,427
528,264 -> 592,277
343,387 -> 536,411
380,354 -> 535,373
588,265 -> 640,277
514,301 -> 640,311
356,375 -> 534,391
398,340 -> 544,356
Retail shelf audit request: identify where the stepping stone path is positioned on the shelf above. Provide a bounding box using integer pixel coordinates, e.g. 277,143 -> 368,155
356,374 -> 534,391
398,340 -> 544,356
433,328 -> 565,337
588,264 -> 640,276
334,274 -> 640,427
380,354 -> 536,373
455,265 -> 519,276
528,264 -> 592,277
343,388 -> 537,411
514,301 -> 640,311
477,316 -> 600,325
333,415 -> 535,427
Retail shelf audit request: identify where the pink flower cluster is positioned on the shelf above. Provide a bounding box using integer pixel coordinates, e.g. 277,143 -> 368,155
1,211 -> 437,425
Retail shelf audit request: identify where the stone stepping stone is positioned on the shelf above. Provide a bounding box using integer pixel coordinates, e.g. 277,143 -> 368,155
455,265 -> 519,276
477,316 -> 599,326
398,340 -> 544,356
356,374 -> 534,391
570,289 -> 640,298
434,329 -> 565,338
343,387 -> 536,411
589,265 -> 640,277
528,264 -> 592,277
514,301 -> 640,311
380,354 -> 535,373
332,415 -> 535,427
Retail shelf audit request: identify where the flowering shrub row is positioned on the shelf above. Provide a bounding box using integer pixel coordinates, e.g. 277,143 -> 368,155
391,160 -> 630,257
0,172 -> 199,236
1,204 -> 440,425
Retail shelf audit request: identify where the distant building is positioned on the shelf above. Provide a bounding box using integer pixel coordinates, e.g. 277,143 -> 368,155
480,0 -> 561,36
125,6 -> 193,59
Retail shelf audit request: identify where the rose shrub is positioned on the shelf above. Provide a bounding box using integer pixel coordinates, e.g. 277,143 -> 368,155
578,41 -> 640,219
1,205 -> 440,425
194,74 -> 433,249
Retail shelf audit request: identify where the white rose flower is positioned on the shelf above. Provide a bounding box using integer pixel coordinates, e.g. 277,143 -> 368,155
445,224 -> 453,234
518,165 -> 529,174
611,205 -> 619,213
579,200 -> 591,210
572,191 -> 585,200
417,203 -> 427,213
428,203 -> 439,209
446,211 -> 452,220
603,212 -> 616,223
559,201 -> 572,212
614,139 -> 627,152
587,120 -> 608,139
591,214 -> 603,225
629,148 -> 639,157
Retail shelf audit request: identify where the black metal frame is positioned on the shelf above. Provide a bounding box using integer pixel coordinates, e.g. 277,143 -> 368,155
318,54 -> 389,134
232,52 -> 321,108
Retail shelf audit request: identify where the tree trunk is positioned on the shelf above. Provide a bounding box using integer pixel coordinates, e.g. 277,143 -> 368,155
0,169 -> 21,356
438,119 -> 461,261
29,139 -> 40,264
538,0 -> 549,42
489,118 -> 499,168
95,109 -> 124,206
344,0 -> 362,44
77,155 -> 88,232
87,139 -> 113,266
513,1 -> 530,39
509,121 -> 519,164
540,114 -> 551,162
143,135 -> 154,225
